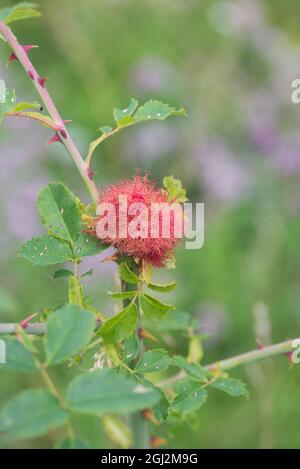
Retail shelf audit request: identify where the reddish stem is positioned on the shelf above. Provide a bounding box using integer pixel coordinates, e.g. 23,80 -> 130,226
0,20 -> 98,204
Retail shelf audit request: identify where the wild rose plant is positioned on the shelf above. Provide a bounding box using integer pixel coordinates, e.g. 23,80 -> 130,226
0,3 -> 298,450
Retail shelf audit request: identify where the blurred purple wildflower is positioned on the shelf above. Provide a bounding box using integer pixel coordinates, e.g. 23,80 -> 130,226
129,56 -> 176,95
194,138 -> 253,203
124,121 -> 178,163
196,301 -> 231,348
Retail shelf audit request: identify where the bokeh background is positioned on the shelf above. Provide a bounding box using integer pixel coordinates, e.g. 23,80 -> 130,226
1,0 -> 300,448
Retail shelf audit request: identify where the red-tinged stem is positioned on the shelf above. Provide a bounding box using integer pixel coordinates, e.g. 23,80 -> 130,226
0,319 -> 102,335
0,20 -> 98,204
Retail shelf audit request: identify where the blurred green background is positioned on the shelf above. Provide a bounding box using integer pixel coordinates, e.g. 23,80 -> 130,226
1,0 -> 300,448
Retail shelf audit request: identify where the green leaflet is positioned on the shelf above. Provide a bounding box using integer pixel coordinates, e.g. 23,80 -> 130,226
148,281 -> 176,293
74,232 -> 103,257
123,331 -> 140,363
38,182 -> 82,242
140,293 -> 175,320
45,304 -> 96,365
53,268 -> 73,279
135,349 -> 172,374
119,262 -> 140,284
172,355 -> 208,383
99,302 -> 138,344
0,2 -> 41,25
0,389 -> 68,440
19,235 -> 73,266
66,368 -> 160,416
170,380 -> 208,416
0,337 -> 37,373
163,176 -> 188,203
211,378 -> 249,397
108,291 -> 138,300
141,379 -> 169,423
113,98 -> 138,124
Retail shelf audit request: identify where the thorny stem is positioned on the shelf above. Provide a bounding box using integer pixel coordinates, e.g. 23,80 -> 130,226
1,321 -> 299,384
0,20 -> 98,204
159,338 -> 300,388
0,320 -> 102,335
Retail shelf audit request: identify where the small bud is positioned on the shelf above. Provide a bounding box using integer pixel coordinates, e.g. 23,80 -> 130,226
48,133 -> 62,144
87,169 -> 94,180
7,45 -> 38,65
19,313 -> 37,329
256,339 -> 265,350
38,76 -> 48,88
59,128 -> 68,139
138,327 -> 158,342
285,351 -> 294,368
28,70 -> 35,80
101,253 -> 118,263
150,436 -> 167,448
142,409 -> 159,426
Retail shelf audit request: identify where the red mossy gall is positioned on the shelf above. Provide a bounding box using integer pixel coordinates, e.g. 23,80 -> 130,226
93,174 -> 183,267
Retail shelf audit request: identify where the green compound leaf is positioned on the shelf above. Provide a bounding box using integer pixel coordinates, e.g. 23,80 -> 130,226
172,355 -> 208,383
45,304 -> 96,365
55,437 -> 92,449
211,378 -> 249,397
110,98 -> 185,130
19,235 -> 73,266
38,182 -> 82,242
119,262 -> 140,284
100,302 -> 138,344
163,176 -> 188,203
170,380 -> 208,416
141,293 -> 175,320
135,349 -> 172,374
88,99 -> 185,163
148,281 -> 176,293
0,2 -> 41,25
0,389 -> 68,440
66,368 -> 160,416
0,337 -> 37,373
